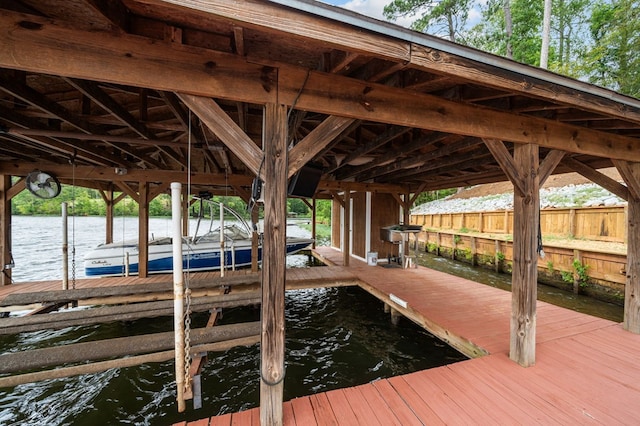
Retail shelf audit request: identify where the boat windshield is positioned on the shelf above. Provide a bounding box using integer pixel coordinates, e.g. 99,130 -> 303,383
195,224 -> 251,244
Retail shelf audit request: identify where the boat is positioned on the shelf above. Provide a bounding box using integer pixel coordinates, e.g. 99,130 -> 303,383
84,200 -> 314,277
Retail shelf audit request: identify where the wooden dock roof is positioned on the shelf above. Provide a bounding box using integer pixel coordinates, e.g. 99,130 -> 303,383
1,0 -> 639,196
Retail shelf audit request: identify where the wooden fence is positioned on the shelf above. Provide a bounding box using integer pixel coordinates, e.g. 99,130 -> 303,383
411,206 -> 628,243
408,230 -> 627,305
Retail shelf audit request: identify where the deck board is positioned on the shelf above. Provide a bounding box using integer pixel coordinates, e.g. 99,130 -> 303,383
8,247 -> 638,425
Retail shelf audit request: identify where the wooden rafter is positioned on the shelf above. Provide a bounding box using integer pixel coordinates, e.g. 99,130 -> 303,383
538,150 -> 565,185
2,10 -> 638,161
564,157 -> 629,201
288,116 -> 356,178
177,94 -> 263,177
66,78 -> 185,168
483,139 -> 525,197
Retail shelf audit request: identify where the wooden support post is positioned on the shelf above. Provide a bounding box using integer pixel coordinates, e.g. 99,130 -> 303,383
390,307 -> 401,325
0,175 -> 11,286
311,198 -> 317,249
105,188 -> 114,244
614,160 -> 640,333
383,303 -> 390,313
260,103 -> 287,426
478,212 -> 484,233
343,189 -> 351,267
510,143 -> 539,367
138,182 -> 149,278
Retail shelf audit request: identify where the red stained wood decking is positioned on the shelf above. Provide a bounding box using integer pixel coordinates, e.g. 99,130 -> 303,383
182,247 -> 640,425
3,249 -> 637,424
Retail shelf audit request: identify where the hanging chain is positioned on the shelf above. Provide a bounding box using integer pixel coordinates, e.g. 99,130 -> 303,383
183,111 -> 194,392
183,280 -> 193,391
70,155 -> 76,290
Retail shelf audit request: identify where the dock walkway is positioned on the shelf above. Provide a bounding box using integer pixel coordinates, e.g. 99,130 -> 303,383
182,247 -> 640,425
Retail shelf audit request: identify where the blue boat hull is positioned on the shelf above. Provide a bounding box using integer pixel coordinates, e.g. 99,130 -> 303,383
85,240 -> 312,276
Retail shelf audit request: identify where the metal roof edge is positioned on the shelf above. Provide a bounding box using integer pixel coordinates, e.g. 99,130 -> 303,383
270,0 -> 640,110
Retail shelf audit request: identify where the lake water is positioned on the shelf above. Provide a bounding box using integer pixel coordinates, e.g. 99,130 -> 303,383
0,216 -> 467,425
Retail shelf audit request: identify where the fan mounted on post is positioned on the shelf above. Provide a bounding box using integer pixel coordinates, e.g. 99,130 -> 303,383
26,170 -> 61,199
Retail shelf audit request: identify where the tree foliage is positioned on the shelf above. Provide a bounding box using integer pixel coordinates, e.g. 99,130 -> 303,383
386,0 -> 638,96
582,0 -> 640,97
384,0 -> 472,42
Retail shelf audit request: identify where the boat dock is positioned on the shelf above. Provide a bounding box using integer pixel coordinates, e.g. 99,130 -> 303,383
174,247 -> 640,425
1,248 -> 639,424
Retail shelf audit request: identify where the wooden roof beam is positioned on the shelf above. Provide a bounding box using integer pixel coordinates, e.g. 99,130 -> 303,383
2,9 -> 639,161
0,105 -> 129,167
0,161 -> 253,186
483,139 -> 525,197
564,157 -> 629,201
177,94 -> 263,177
66,78 -> 186,168
288,116 -> 357,178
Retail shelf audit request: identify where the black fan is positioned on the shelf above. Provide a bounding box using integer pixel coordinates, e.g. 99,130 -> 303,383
26,170 -> 61,199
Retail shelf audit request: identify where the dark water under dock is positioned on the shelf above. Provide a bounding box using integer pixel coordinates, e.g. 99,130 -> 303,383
0,285 -> 467,425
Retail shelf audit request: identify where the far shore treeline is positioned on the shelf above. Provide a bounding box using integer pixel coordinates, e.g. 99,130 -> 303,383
12,185 -> 333,224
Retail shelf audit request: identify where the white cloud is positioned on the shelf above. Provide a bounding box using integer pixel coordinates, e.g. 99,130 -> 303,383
326,0 -> 415,28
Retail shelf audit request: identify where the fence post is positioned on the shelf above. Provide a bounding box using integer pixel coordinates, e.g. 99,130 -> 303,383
569,208 -> 576,238
573,249 -> 582,294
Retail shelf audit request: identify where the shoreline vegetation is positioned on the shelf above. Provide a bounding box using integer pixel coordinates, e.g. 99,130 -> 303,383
11,185 -> 333,223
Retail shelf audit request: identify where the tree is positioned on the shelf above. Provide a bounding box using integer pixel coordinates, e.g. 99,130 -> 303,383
583,0 -> 640,97
384,0 -> 473,42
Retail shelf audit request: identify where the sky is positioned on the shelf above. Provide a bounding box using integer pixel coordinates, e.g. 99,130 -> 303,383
320,0 -> 485,32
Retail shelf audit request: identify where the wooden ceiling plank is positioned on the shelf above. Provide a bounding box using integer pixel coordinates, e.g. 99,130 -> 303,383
336,131 -> 441,180
0,106 -> 128,166
483,138 -> 525,197
411,45 -> 640,125
66,78 -> 186,168
19,0 -> 127,31
177,93 -> 262,177
564,157 -> 629,201
288,116 -> 356,178
328,125 -> 410,174
0,74 -> 162,168
66,78 -> 155,138
320,180 -> 404,194
283,70 -> 640,162
358,136 -> 479,181
380,148 -> 494,183
538,149 -> 565,186
0,10 -> 275,104
1,9 -> 639,162
138,0 -> 411,62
